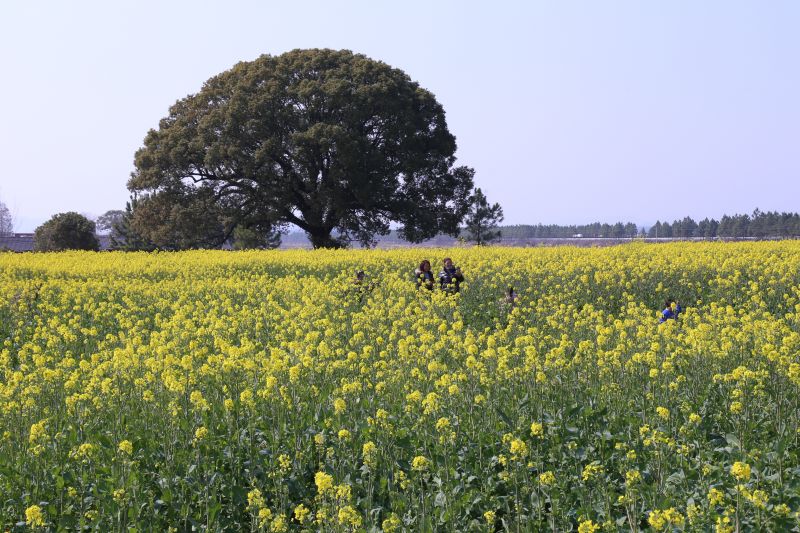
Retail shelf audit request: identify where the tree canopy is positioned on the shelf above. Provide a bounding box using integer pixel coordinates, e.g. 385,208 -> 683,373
232,225 -> 281,250
126,187 -> 227,250
95,210 -> 124,235
129,48 -> 475,248
34,212 -> 99,251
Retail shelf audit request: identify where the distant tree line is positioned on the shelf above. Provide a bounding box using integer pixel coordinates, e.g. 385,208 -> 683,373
501,222 -> 641,239
12,205 -> 800,253
648,210 -> 800,238
498,210 -> 800,240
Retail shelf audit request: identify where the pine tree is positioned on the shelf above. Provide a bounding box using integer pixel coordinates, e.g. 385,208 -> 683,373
464,188 -> 504,245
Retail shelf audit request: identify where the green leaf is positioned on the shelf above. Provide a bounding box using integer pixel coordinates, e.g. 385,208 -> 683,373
495,407 -> 513,429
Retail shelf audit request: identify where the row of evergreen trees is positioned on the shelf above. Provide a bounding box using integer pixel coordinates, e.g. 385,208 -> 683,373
648,210 -> 800,238
502,222 -> 640,239
501,210 -> 800,240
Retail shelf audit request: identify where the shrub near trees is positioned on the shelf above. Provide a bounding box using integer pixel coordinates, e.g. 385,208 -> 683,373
33,212 -> 99,251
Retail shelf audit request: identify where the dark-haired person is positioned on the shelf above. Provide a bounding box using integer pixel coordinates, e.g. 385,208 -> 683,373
353,269 -> 366,285
659,298 -> 682,323
504,286 -> 518,309
414,260 -> 434,290
349,269 -> 374,302
438,257 -> 464,293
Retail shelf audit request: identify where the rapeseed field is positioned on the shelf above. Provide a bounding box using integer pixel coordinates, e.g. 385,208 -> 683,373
1,243 -> 799,531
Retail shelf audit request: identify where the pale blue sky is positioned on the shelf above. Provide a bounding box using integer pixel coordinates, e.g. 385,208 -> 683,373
1,1 -> 798,232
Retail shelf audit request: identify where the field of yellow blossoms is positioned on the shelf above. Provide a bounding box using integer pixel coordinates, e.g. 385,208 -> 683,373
2,243 -> 800,531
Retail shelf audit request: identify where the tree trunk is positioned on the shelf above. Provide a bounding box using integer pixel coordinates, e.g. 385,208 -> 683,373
307,229 -> 344,249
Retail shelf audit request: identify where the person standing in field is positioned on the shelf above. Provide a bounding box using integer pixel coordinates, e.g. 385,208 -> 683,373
503,286 -> 518,309
415,260 -> 434,290
438,257 -> 464,293
353,269 -> 366,285
350,269 -> 374,302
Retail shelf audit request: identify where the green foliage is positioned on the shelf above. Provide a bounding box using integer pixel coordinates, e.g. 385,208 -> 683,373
115,192 -> 283,251
232,225 -> 281,250
126,187 -> 228,250
464,188 -> 503,245
33,212 -> 99,251
110,197 -> 155,251
129,48 -> 475,248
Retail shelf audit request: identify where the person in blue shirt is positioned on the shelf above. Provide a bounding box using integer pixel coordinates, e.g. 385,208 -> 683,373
659,298 -> 682,323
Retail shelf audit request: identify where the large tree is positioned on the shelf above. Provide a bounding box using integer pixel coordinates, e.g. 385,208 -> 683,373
129,49 -> 474,248
34,212 -> 99,251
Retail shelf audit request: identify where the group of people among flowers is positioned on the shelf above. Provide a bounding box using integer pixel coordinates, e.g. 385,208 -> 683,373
350,259 -> 524,315
353,261 -> 681,324
346,258 -> 466,302
414,257 -> 464,293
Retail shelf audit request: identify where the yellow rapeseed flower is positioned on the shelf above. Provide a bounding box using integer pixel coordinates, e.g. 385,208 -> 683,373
247,488 -> 265,511
333,398 -> 346,415
337,505 -> 362,527
731,461 -> 751,482
294,503 -> 310,523
538,471 -> 555,486
362,441 -> 378,469
315,471 -> 334,495
411,455 -> 431,472
582,463 -> 604,482
194,426 -> 208,443
577,519 -> 599,533
25,505 -> 45,527
118,440 -> 133,456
